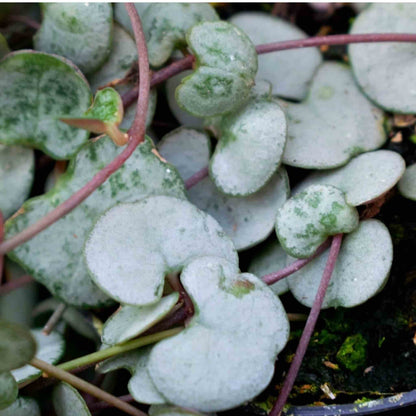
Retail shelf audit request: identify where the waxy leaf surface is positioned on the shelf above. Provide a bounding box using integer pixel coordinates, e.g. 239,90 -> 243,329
0,51 -> 91,160
349,4 -> 416,113
0,145 -> 34,219
149,405 -> 215,416
85,196 -> 238,306
0,372 -> 17,410
275,185 -> 359,258
0,396 -> 40,416
282,62 -> 385,169
53,383 -> 91,416
6,137 -> 186,308
34,3 -> 113,75
148,256 -> 289,412
230,12 -> 322,100
399,164 -> 416,201
176,21 -> 257,117
288,220 -> 393,308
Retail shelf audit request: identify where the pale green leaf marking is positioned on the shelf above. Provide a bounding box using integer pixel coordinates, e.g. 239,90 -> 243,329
230,12 -> 322,101
6,137 -> 186,308
11,329 -> 65,384
0,373 -> 17,410
102,293 -> 179,346
0,51 -> 92,160
399,163 -> 416,201
349,4 -> 416,113
148,256 -> 289,412
53,383 -> 91,416
0,321 -> 36,373
0,145 -> 34,219
34,3 -> 113,75
294,150 -> 406,206
288,220 -> 393,308
85,196 -> 238,306
275,185 -> 359,258
282,62 -> 386,169
0,396 -> 40,416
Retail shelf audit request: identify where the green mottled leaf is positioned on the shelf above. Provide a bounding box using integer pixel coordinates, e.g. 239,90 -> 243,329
158,127 -> 211,181
349,4 -> 416,113
399,163 -> 416,200
0,34 -> 10,59
61,88 -> 127,146
288,220 -> 393,308
102,293 -> 179,346
149,405 -> 215,416
190,170 -> 289,250
0,373 -> 17,410
176,21 -> 257,117
114,4 -> 150,36
0,145 -> 34,219
0,396 -> 40,416
166,71 -> 205,129
282,62 -> 385,169
0,321 -> 36,373
85,196 -> 238,306
6,137 -> 186,308
294,150 -> 406,206
33,298 -> 99,343
230,12 -> 322,101
248,240 -> 289,296
12,329 -> 64,384
99,347 -> 166,405
34,3 -> 113,75
142,3 -> 219,67
53,383 -> 91,416
0,51 -> 92,160
88,23 -> 136,92
276,185 -> 359,258
148,256 -> 289,412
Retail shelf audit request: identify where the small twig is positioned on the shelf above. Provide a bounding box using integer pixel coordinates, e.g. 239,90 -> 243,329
270,234 -> 343,416
185,167 -> 209,190
0,274 -> 33,296
29,357 -> 146,416
262,239 -> 330,286
287,313 -> 308,322
58,328 -> 182,372
7,15 -> 41,30
166,273 -> 194,322
88,394 -> 134,413
42,302 -> 67,335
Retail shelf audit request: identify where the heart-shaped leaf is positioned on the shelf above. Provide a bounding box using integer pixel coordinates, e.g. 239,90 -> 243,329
0,145 -> 34,219
0,34 -> 9,59
53,383 -> 91,416
230,12 -> 322,101
399,164 -> 416,201
0,396 -> 40,416
166,71 -> 205,129
142,4 -> 219,67
349,4 -> 416,113
281,62 -> 386,169
275,185 -> 359,258
61,88 -> 127,146
176,21 -> 257,117
102,293 -> 179,346
85,196 -> 238,306
148,256 -> 289,412
99,347 -> 166,405
88,23 -> 137,92
0,51 -> 92,160
248,240 -> 289,295
158,127 -> 211,182
209,95 -> 287,196
0,372 -> 17,410
6,137 -> 186,308
294,150 -> 406,206
0,321 -> 36,373
11,329 -> 65,384
288,219 -> 393,308
149,405 -> 215,416
34,3 -> 113,75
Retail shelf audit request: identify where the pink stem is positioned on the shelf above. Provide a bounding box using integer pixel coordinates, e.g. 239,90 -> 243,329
0,274 -> 33,296
269,234 -> 343,416
185,167 -> 209,190
0,5 -> 150,256
262,239 -> 330,285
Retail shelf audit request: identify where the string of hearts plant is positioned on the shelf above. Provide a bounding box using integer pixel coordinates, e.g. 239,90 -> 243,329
1,3 -> 416,416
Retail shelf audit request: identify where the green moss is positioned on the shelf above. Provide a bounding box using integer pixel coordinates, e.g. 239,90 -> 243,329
336,334 -> 367,371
